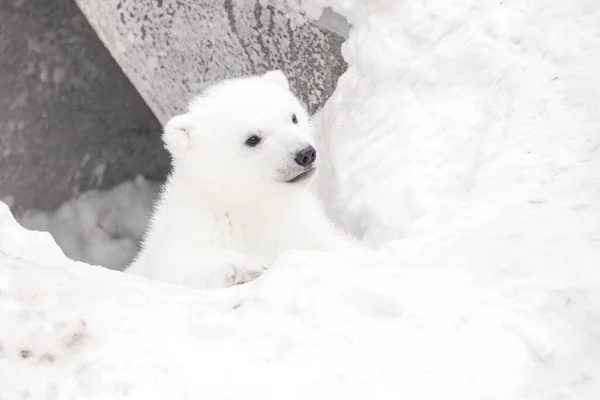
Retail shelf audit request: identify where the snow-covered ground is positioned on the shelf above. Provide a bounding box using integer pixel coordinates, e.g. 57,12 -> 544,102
1,0 -> 600,399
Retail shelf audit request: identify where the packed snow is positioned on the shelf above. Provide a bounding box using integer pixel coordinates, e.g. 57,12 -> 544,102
1,0 -> 600,399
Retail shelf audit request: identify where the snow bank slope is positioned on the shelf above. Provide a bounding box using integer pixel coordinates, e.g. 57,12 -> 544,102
1,191 -> 599,399
317,0 -> 600,247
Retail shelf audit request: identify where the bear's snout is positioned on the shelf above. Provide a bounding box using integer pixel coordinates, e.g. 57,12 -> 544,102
294,146 -> 317,167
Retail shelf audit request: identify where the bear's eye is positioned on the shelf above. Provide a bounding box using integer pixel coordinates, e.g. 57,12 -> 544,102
245,135 -> 262,147
292,113 -> 298,124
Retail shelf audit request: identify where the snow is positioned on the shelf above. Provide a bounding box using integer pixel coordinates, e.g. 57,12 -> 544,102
1,0 -> 600,399
17,175 -> 160,271
4,201 -> 597,399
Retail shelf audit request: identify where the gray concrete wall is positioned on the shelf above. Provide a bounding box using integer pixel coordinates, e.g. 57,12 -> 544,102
75,0 -> 348,124
0,0 -> 167,213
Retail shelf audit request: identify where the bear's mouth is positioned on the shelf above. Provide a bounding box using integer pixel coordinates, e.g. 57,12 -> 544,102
285,168 -> 316,184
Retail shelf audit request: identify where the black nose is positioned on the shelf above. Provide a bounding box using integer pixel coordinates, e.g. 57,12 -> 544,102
294,145 -> 317,167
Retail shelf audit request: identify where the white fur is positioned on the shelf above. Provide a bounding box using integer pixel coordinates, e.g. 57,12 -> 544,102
126,71 -> 363,289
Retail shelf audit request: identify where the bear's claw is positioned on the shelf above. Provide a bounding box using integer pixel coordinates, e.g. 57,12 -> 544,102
206,261 -> 267,288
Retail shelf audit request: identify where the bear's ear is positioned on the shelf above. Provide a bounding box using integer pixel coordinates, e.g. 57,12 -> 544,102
262,70 -> 289,90
162,113 -> 194,159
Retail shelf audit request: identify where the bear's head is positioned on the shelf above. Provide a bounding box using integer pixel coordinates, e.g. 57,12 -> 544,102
162,71 -> 317,199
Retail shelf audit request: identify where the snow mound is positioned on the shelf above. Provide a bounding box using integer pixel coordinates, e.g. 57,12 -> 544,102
315,0 -> 600,247
2,200 -> 599,399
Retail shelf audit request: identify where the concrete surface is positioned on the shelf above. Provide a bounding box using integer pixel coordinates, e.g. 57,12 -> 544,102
0,0 -> 167,213
75,0 -> 348,123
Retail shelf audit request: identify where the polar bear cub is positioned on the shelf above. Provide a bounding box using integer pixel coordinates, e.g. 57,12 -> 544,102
126,71 -> 362,288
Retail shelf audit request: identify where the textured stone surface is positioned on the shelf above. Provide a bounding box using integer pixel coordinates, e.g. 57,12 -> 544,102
0,0 -> 167,213
75,0 -> 348,123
